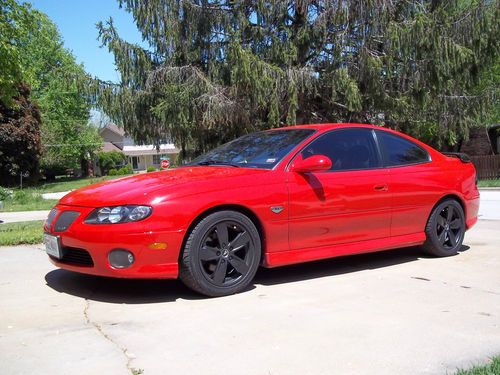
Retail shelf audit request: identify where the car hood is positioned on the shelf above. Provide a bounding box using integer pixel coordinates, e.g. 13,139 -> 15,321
59,166 -> 273,207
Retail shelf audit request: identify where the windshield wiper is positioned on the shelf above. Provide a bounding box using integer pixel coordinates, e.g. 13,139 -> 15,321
194,160 -> 241,167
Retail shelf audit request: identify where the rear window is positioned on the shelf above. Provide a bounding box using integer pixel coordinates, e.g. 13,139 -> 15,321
376,131 -> 430,167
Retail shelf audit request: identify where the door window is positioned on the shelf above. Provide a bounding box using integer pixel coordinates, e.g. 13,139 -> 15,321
376,131 -> 430,167
300,128 -> 381,171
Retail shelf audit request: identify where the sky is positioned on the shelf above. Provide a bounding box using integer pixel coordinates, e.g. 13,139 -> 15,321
28,0 -> 145,83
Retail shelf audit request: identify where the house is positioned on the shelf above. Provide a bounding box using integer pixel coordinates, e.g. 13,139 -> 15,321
98,123 -> 180,173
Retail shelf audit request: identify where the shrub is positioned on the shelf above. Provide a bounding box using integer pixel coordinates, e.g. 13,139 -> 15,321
98,151 -> 126,175
0,187 -> 11,201
146,166 -> 156,172
108,168 -> 118,176
119,165 -> 133,175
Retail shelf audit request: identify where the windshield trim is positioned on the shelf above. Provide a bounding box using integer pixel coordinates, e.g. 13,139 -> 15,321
270,128 -> 317,171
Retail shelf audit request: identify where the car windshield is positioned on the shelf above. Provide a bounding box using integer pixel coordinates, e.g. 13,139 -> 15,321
190,129 -> 315,169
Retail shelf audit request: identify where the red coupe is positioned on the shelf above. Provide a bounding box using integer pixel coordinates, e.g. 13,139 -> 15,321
44,124 -> 479,296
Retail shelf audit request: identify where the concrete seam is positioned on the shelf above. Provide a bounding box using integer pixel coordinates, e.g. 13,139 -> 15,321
83,293 -> 137,374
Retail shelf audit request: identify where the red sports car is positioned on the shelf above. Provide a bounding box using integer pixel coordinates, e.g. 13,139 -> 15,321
44,124 -> 479,296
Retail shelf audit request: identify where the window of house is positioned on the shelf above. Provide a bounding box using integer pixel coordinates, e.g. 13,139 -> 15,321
153,154 -> 167,164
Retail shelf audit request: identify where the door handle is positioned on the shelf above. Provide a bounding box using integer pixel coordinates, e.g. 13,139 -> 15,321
374,185 -> 388,191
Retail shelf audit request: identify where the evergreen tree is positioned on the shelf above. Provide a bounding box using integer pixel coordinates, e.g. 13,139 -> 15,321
89,0 -> 499,157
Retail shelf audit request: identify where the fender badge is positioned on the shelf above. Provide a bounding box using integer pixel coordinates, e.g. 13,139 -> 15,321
270,206 -> 284,214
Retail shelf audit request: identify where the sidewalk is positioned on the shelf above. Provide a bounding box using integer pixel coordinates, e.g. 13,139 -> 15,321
41,191 -> 70,200
0,210 -> 50,224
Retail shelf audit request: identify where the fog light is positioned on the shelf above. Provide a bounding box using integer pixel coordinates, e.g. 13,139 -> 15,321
108,249 -> 135,269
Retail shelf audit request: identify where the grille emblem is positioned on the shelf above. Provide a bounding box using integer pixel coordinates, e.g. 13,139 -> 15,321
270,206 -> 284,214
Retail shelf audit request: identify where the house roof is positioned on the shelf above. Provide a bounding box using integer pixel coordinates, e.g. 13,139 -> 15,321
99,123 -> 125,137
101,142 -> 123,153
123,144 -> 180,156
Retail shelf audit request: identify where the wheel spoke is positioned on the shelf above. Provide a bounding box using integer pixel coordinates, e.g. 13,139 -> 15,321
200,246 -> 219,262
446,206 -> 454,221
450,218 -> 461,230
437,215 -> 446,227
230,231 -> 250,251
448,230 -> 457,246
437,229 -> 446,245
228,255 -> 249,275
216,224 -> 229,248
212,259 -> 228,284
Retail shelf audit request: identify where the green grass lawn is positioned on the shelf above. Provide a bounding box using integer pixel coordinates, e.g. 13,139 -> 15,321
0,221 -> 44,246
35,176 -> 119,193
2,194 -> 58,212
478,179 -> 500,188
457,356 -> 500,375
1,176 -> 121,212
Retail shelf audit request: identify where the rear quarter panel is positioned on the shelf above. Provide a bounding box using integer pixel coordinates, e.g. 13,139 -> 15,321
438,156 -> 479,228
388,146 -> 479,236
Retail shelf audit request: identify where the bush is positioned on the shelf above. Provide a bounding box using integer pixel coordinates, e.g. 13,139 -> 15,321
107,164 -> 133,176
0,187 -> 11,201
146,166 -> 156,172
98,151 -> 126,175
119,165 -> 133,175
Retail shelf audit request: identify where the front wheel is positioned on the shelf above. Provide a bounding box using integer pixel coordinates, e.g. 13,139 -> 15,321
179,210 -> 261,297
422,199 -> 466,257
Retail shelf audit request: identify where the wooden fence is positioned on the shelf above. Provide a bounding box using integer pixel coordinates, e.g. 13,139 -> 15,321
470,155 -> 500,180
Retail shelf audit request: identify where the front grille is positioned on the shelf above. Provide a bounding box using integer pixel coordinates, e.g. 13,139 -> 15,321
58,247 -> 94,267
54,211 -> 80,232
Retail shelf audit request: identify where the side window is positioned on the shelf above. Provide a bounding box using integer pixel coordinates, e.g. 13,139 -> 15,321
376,131 -> 430,167
301,128 -> 381,171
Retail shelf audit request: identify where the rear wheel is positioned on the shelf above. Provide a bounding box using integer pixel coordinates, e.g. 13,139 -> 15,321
422,199 -> 465,257
179,210 -> 261,297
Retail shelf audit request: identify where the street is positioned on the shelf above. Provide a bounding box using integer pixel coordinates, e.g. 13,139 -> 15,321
0,196 -> 499,374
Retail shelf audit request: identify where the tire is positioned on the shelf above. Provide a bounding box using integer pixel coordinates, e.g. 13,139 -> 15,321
422,199 -> 466,257
179,210 -> 261,297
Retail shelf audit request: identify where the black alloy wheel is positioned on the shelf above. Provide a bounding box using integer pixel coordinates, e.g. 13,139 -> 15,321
423,199 -> 465,257
198,220 -> 254,287
180,210 -> 261,296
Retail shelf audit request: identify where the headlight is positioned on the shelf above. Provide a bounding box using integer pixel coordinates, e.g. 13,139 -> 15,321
85,205 -> 152,224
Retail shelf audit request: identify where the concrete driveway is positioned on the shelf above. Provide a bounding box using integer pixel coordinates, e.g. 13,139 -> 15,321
1,220 -> 499,374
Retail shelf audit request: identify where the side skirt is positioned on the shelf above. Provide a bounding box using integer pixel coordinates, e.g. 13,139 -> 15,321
264,232 -> 426,268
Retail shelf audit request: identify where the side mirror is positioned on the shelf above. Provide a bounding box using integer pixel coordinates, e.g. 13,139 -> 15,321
290,155 -> 332,173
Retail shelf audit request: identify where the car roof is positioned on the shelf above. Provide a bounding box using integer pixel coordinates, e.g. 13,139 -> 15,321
273,122 -> 442,160
275,123 -> 380,131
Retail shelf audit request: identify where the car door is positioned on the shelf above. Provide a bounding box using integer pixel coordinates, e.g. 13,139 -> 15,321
288,128 -> 391,250
375,130 -> 442,237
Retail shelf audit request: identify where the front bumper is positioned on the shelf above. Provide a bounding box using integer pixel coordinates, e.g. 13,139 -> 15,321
45,204 -> 183,279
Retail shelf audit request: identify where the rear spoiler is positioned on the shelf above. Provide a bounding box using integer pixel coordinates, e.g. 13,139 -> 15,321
442,152 -> 471,163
